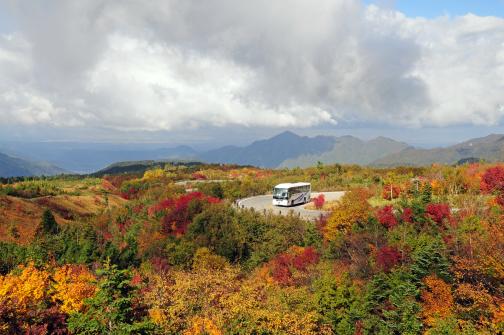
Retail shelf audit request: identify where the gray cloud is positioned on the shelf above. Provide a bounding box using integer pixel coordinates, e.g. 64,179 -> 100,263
0,0 -> 503,132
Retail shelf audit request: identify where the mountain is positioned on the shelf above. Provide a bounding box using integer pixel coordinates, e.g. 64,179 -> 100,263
92,160 -> 203,176
0,143 -> 198,174
373,134 -> 504,166
198,131 -> 336,168
279,136 -> 409,167
0,152 -> 67,177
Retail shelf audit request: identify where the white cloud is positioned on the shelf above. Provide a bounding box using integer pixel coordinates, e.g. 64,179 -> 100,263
0,0 -> 503,132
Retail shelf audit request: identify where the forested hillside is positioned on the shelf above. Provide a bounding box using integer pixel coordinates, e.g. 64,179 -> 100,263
0,162 -> 503,334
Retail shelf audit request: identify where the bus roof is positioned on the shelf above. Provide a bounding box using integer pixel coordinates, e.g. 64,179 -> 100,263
274,182 -> 311,189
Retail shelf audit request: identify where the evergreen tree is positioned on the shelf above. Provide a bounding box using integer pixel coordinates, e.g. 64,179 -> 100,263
36,209 -> 59,237
314,272 -> 363,334
421,184 -> 433,204
68,262 -> 156,334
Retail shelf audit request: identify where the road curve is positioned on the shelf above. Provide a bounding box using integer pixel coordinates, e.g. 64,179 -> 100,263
237,192 -> 345,221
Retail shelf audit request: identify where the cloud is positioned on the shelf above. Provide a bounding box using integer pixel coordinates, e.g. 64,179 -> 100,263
0,0 -> 503,132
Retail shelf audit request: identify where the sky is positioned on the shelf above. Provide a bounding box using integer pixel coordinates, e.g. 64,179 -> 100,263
0,0 -> 503,149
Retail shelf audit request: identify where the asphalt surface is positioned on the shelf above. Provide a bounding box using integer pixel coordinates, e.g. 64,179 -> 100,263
237,191 -> 345,220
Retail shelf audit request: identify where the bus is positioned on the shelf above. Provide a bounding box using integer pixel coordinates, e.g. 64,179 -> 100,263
272,182 -> 311,207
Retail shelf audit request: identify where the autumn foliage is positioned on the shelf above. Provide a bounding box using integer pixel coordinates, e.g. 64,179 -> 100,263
382,184 -> 401,200
148,192 -> 220,236
313,194 -> 325,209
269,246 -> 320,285
480,166 -> 504,193
481,165 -> 504,207
324,188 -> 371,241
425,203 -> 451,225
0,263 -> 49,314
52,265 -> 96,314
1,162 -> 504,334
421,275 -> 454,326
377,205 -> 398,229
375,246 -> 402,272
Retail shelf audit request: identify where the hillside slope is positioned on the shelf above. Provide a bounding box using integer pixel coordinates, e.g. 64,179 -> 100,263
0,152 -> 67,177
279,136 -> 409,167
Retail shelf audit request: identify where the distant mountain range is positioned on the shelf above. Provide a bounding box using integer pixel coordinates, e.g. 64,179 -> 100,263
3,132 -> 504,177
0,152 -> 67,177
196,131 -> 504,168
199,131 -> 336,168
373,134 -> 504,166
279,135 -> 409,167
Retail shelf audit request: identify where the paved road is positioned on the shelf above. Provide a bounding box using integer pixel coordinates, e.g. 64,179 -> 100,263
237,192 -> 345,220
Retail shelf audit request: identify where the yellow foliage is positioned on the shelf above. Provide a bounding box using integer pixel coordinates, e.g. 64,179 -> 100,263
493,302 -> 504,329
324,188 -> 371,241
143,168 -> 166,180
144,258 -> 326,335
52,264 -> 97,314
184,317 -> 222,335
421,275 -> 454,326
220,276 -> 326,335
149,307 -> 167,324
192,247 -> 229,271
0,262 -> 49,313
145,263 -> 240,334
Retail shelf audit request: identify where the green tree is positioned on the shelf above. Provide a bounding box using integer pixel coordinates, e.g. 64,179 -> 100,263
364,271 -> 422,335
68,262 -> 156,335
36,209 -> 59,237
410,234 -> 450,282
421,184 -> 433,204
314,272 -> 363,334
187,204 -> 246,262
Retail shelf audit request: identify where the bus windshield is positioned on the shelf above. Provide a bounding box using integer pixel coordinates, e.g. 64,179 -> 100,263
273,188 -> 288,199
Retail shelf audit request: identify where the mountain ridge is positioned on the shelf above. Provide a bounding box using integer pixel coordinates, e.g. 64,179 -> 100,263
373,133 -> 504,166
0,152 -> 67,177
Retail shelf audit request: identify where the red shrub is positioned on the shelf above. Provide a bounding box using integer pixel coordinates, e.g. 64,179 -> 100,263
480,166 -> 504,193
132,204 -> 144,214
377,205 -> 398,229
131,273 -> 142,286
354,320 -> 364,335
120,185 -> 143,200
271,254 -> 293,285
376,246 -> 402,272
313,194 -> 325,209
270,247 -> 320,285
382,184 -> 401,200
425,203 -> 451,225
117,219 -> 133,235
497,195 -> 504,207
149,192 -> 221,237
292,247 -> 320,271
192,172 -> 207,180
401,207 -> 414,223
148,198 -> 175,217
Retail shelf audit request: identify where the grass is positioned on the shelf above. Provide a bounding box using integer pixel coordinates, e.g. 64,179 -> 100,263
368,197 -> 399,208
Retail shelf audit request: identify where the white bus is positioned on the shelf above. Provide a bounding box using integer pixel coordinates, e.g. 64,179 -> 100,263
272,182 -> 311,207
